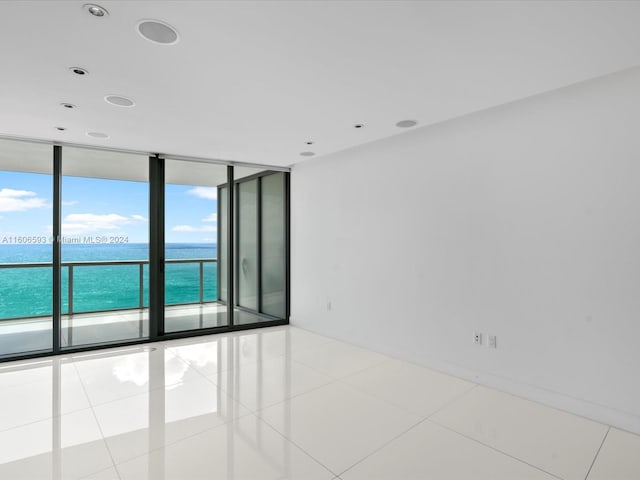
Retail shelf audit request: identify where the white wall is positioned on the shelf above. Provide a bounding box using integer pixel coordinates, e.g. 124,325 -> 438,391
291,66 -> 640,434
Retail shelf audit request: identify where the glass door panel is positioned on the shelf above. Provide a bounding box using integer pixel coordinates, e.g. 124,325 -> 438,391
164,159 -> 228,332
237,179 -> 258,311
234,168 -> 287,325
0,139 -> 53,357
261,172 -> 286,318
61,147 -> 149,348
218,185 -> 228,303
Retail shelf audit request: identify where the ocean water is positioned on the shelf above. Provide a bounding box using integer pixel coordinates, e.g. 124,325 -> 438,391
0,243 -> 217,319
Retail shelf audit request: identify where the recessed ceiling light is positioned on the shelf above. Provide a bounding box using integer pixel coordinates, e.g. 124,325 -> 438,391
300,151 -> 315,157
55,127 -> 66,131
104,95 -> 135,107
136,19 -> 179,45
396,120 -> 418,128
83,4 -> 109,17
69,67 -> 89,76
354,124 -> 364,129
60,103 -> 76,109
87,131 -> 109,139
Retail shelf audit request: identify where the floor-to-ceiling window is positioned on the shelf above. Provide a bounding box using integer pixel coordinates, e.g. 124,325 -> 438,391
237,175 -> 259,312
0,139 -> 289,362
234,168 -> 289,326
164,159 -> 229,333
260,172 -> 287,319
0,139 -> 53,356
61,147 -> 149,348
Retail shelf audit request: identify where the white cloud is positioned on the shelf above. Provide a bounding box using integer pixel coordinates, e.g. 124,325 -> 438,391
187,187 -> 217,200
62,200 -> 78,206
202,213 -> 217,223
0,189 -> 33,198
61,213 -> 134,235
172,225 -> 217,233
0,188 -> 48,212
131,214 -> 148,222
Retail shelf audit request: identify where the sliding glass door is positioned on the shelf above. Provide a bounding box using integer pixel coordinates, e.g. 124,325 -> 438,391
164,159 -> 229,333
61,147 -> 149,348
260,172 -> 287,319
234,169 -> 288,325
0,138 -> 288,362
0,139 -> 53,356
237,178 -> 258,311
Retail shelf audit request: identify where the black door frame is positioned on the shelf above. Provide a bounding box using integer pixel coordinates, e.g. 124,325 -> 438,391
0,144 -> 289,363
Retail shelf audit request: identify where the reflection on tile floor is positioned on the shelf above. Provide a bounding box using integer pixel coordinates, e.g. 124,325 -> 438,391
0,325 -> 638,479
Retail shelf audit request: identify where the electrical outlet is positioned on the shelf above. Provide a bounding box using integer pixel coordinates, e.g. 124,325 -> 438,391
473,332 -> 482,345
488,335 -> 497,348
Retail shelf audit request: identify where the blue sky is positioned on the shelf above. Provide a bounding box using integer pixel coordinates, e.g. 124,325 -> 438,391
0,171 -> 217,244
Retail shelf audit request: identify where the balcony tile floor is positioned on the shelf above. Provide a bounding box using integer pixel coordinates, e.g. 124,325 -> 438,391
0,325 -> 638,479
0,303 -> 251,355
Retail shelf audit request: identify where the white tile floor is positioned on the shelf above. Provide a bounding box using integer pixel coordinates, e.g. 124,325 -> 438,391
0,325 -> 638,480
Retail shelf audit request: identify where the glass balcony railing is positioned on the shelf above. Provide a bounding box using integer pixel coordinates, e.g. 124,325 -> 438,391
0,258 -> 217,320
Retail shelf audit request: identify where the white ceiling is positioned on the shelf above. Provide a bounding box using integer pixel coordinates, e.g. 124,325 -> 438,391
1,0 -> 640,167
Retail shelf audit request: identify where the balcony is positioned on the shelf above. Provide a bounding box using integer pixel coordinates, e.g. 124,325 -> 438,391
0,258 -> 255,356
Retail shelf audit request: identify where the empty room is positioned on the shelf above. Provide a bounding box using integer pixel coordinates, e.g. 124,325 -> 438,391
0,1 -> 639,479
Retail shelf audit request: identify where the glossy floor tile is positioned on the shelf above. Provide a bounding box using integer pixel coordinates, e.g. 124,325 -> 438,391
164,335 -> 230,377
0,325 -> 638,480
291,339 -> 387,379
0,360 -> 90,432
79,466 -> 120,480
587,427 -> 640,479
92,375 -> 251,464
342,358 -> 476,416
167,329 -> 287,377
0,409 -> 113,480
0,357 -> 61,389
210,356 -> 334,412
72,346 -> 202,405
431,385 -> 609,480
253,325 -> 335,357
341,420 -> 556,480
115,415 -> 333,480
258,381 -> 422,475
